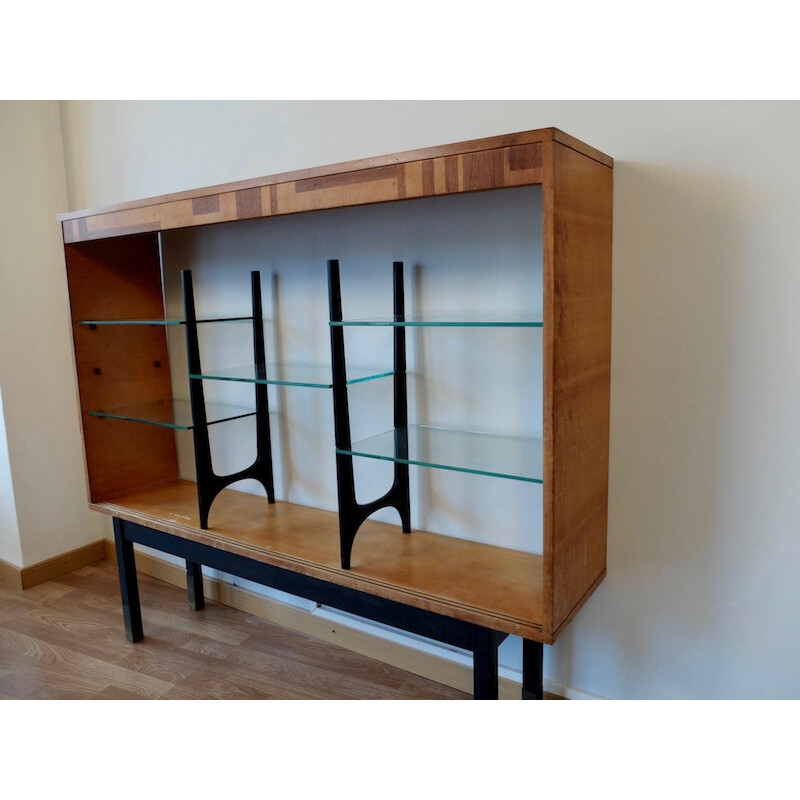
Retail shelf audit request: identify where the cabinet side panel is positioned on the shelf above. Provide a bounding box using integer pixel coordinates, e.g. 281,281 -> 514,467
63,234 -> 179,501
544,143 -> 613,635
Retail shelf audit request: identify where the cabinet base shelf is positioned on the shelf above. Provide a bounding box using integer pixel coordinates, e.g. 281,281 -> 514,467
93,479 -> 545,642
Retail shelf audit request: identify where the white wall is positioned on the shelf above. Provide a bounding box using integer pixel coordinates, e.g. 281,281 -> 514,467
0,101 -> 106,567
57,100 -> 800,699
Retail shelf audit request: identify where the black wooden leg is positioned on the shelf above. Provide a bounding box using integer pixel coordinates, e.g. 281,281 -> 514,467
473,629 -> 506,699
522,639 -> 544,699
186,560 -> 205,610
113,518 -> 143,643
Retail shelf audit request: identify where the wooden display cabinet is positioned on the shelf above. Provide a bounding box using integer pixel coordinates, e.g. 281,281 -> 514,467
58,128 -> 613,699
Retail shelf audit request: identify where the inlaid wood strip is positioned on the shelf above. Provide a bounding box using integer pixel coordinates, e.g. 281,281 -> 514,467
444,155 -> 459,192
397,163 -> 407,198
421,160 -> 435,195
192,195 -> 220,215
235,187 -> 262,219
462,148 -> 505,191
157,199 -> 193,230
403,161 -> 423,198
294,164 -> 399,192
433,158 -> 447,194
508,143 -> 542,171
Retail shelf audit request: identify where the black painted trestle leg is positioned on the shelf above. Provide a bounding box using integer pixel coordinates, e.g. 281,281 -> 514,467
473,629 -> 508,699
186,560 -> 204,610
112,518 -> 143,643
522,638 -> 544,699
328,259 -> 411,569
182,269 -> 276,530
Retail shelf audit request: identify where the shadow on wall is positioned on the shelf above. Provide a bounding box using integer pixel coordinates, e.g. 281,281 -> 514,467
548,159 -> 751,698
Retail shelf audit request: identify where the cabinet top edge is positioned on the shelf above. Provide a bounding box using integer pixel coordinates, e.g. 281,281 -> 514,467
57,127 -> 613,224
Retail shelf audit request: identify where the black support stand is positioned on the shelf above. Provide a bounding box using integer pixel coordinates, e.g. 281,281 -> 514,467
112,516 -> 517,699
182,269 -> 275,532
112,518 -> 143,643
522,638 -> 544,699
328,259 -> 411,569
186,560 -> 205,611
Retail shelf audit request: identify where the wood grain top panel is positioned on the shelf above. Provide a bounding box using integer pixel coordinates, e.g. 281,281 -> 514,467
92,480 -> 547,642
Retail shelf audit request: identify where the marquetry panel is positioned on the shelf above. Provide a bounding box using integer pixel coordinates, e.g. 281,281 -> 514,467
61,143 -> 544,244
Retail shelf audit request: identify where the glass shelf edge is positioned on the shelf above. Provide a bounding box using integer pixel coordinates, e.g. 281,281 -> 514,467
86,409 -> 194,430
330,318 -> 543,328
78,316 -> 255,326
345,370 -> 395,385
338,425 -> 544,484
335,448 -> 543,483
189,365 -> 394,389
87,400 -> 256,430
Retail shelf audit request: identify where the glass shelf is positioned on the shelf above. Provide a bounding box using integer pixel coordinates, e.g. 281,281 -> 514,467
339,424 -> 543,483
78,317 -> 253,326
87,399 -> 255,430
190,363 -> 394,389
330,313 -> 542,328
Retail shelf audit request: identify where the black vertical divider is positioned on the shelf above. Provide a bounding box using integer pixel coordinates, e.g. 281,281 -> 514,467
251,271 -> 276,504
182,269 -> 275,531
328,259 -> 411,570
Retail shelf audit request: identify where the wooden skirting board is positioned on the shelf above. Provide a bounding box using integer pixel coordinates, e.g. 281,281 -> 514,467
1,540 -> 108,590
0,556 -> 22,588
102,540 -> 568,700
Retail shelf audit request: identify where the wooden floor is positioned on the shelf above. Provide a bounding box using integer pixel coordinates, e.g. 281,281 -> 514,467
0,559 -> 467,700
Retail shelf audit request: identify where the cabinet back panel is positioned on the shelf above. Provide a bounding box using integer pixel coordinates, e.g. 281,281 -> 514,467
160,187 -> 544,555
